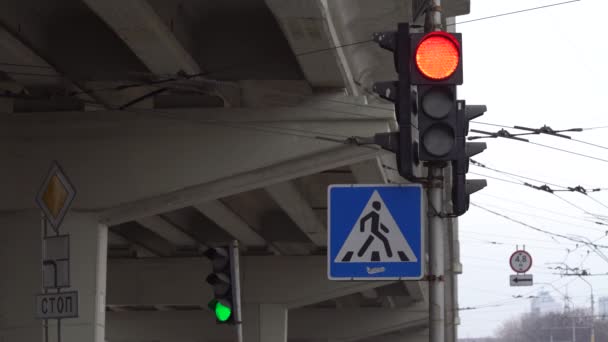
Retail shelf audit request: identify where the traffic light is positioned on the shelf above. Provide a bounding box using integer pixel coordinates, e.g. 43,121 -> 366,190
452,102 -> 487,216
204,241 -> 241,325
410,31 -> 462,162
372,23 -> 421,180
371,24 -> 487,212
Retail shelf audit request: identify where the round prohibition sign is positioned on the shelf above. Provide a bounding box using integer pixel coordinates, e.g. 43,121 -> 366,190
509,250 -> 532,273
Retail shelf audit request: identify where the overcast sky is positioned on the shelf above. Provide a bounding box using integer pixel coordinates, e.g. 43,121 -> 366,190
455,0 -> 608,337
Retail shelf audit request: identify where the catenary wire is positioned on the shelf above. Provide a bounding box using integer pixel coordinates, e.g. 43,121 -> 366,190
475,192 -> 607,225
470,160 -> 570,189
471,201 -> 606,234
471,121 -> 608,154
451,0 -> 581,26
470,203 -> 608,249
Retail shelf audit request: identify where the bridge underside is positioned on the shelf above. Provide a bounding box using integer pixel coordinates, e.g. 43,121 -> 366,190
0,0 -> 468,341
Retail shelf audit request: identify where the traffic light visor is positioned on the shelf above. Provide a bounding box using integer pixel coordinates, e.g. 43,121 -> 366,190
415,32 -> 460,80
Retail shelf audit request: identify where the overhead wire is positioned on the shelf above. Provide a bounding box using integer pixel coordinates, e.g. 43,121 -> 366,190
459,277 -> 575,311
582,125 -> 608,130
526,140 -> 608,163
450,0 -> 581,26
470,121 -> 608,158
475,192 -> 605,225
469,201 -> 606,234
460,229 -> 594,247
469,172 -> 524,186
469,160 -> 608,220
470,203 -> 608,249
470,160 -> 570,189
469,172 -> 608,224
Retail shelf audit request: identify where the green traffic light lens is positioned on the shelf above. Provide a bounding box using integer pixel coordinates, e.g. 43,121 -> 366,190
215,301 -> 232,322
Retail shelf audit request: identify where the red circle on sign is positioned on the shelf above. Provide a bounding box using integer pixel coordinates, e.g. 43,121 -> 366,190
509,250 -> 532,273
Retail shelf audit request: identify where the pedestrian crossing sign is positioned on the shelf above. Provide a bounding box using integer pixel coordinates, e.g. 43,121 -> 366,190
328,184 -> 424,280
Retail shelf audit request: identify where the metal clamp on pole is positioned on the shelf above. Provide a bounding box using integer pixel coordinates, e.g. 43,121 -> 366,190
424,0 -> 443,32
425,275 -> 445,282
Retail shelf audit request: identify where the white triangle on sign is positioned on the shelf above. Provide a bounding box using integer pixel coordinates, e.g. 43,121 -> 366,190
335,190 -> 417,263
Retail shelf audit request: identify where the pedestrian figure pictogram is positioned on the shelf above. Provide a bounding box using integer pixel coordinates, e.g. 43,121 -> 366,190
335,190 -> 417,263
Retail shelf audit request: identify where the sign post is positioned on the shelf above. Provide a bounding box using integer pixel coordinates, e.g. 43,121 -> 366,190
34,161 -> 78,342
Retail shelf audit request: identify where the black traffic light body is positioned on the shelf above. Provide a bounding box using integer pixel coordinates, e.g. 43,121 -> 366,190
372,23 -> 420,180
372,23 -> 487,215
204,241 -> 242,325
410,32 -> 463,162
416,84 -> 461,161
452,102 -> 488,216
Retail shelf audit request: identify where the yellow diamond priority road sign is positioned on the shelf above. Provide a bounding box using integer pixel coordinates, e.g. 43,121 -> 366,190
35,161 -> 76,232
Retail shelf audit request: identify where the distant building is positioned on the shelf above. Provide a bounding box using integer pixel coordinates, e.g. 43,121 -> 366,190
531,291 -> 562,315
599,296 -> 608,319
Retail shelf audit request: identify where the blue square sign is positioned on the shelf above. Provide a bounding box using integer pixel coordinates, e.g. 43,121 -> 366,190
328,184 -> 424,280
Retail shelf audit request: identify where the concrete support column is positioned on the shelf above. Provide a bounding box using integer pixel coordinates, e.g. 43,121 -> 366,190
0,210 -> 107,342
243,304 -> 288,342
0,210 -> 43,341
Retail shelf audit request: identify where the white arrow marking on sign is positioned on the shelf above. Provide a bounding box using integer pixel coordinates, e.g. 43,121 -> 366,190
335,190 -> 417,263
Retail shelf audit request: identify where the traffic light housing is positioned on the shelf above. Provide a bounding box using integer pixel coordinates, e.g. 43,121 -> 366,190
410,31 -> 463,162
204,241 -> 241,325
372,23 -> 421,180
452,102 -> 488,216
372,23 -> 487,214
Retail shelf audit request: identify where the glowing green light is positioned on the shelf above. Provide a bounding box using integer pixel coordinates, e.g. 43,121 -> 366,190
215,301 -> 232,322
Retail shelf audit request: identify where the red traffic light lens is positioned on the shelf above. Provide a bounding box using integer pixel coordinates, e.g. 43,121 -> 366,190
415,32 -> 460,80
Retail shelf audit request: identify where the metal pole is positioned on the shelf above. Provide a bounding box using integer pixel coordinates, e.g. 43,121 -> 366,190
429,166 -> 445,342
230,240 -> 243,342
42,215 -> 49,342
425,0 -> 443,32
425,6 -> 445,342
578,276 -> 595,342
573,316 -> 576,342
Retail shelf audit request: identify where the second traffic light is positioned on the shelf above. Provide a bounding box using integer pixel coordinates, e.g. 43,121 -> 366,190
204,241 -> 242,325
372,23 -> 421,180
452,102 -> 488,216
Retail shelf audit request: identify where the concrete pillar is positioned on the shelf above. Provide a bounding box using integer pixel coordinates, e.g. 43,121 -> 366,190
0,210 -> 107,342
243,304 -> 288,342
0,211 -> 43,341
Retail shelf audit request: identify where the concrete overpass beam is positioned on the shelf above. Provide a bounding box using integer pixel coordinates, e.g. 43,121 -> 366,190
243,304 -> 288,342
0,211 -> 107,342
265,181 -> 327,246
193,200 -> 268,250
1,108 -> 392,221
361,329 -> 430,342
289,303 -> 428,342
106,256 -> 393,309
350,157 -> 387,184
105,305 -> 426,342
82,0 -> 199,76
